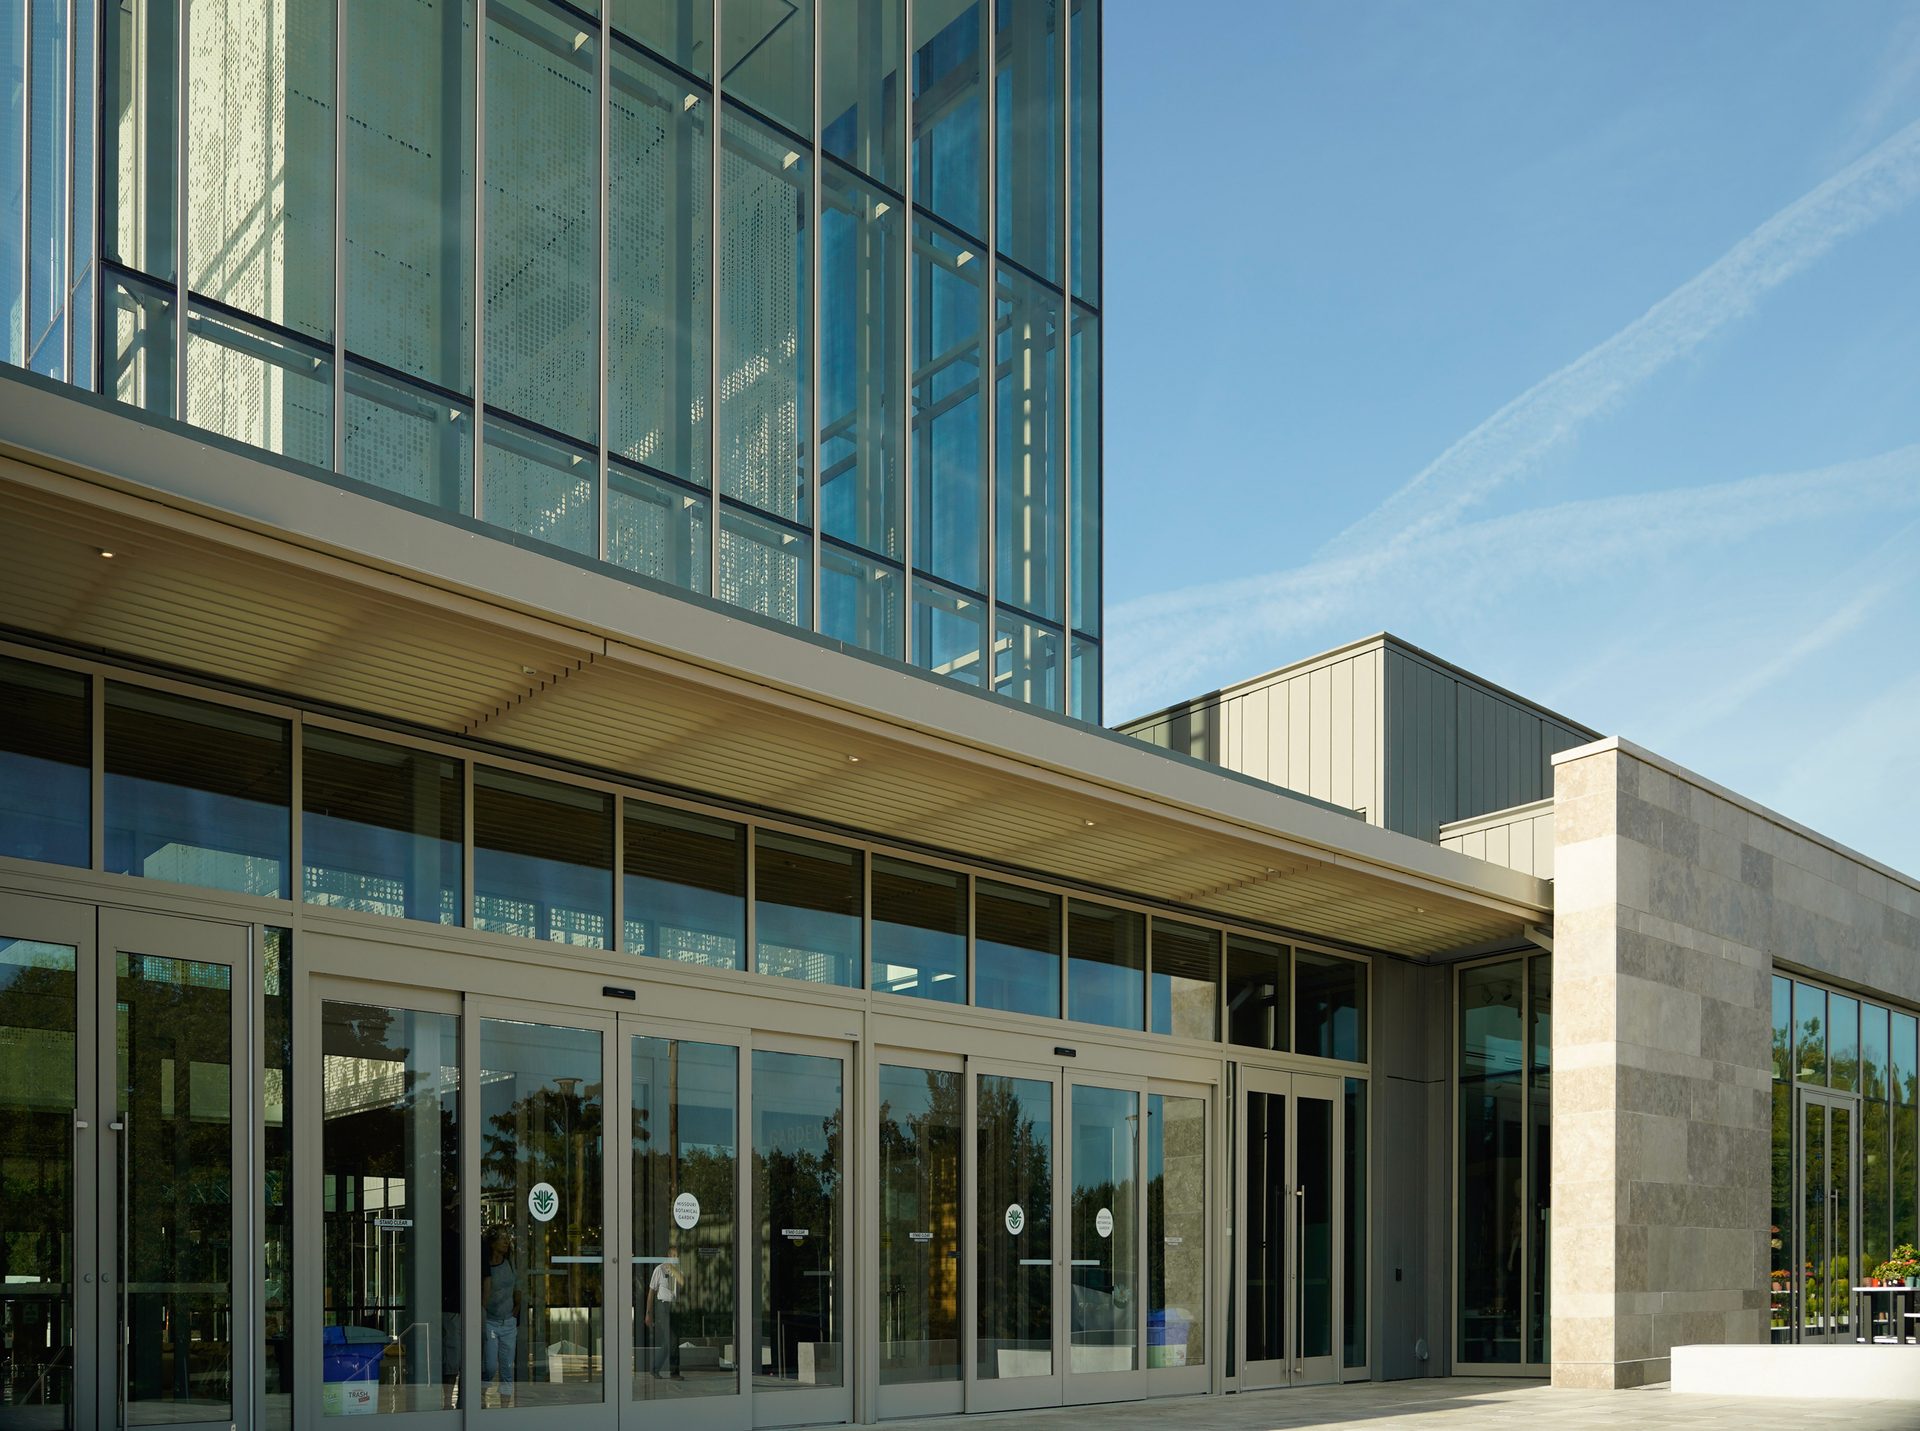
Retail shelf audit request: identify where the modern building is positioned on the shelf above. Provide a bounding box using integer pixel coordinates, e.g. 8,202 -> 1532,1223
1,3 -> 1916,1429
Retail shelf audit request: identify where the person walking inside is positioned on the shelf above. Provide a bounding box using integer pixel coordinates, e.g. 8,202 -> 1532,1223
480,1227 -> 521,1408
644,1238 -> 684,1381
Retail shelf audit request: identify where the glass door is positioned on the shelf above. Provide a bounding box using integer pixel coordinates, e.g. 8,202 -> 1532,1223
624,1026 -> 743,1428
468,1003 -> 615,1427
749,1039 -> 850,1429
0,893 -> 92,1428
1237,1068 -> 1341,1389
874,1058 -> 963,1421
1063,1079 -> 1142,1406
1796,1090 -> 1858,1344
968,1063 -> 1060,1413
1144,1084 -> 1209,1396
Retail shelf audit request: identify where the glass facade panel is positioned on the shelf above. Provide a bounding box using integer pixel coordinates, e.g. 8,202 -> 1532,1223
1770,1079 -> 1791,1340
1148,1092 -> 1205,1368
105,0 -> 178,282
632,1036 -> 738,1397
754,828 -> 862,987
913,577 -> 987,686
623,799 -> 746,969
1897,1011 -> 1919,1106
977,1073 -> 1052,1379
1150,917 -> 1219,1041
1068,0 -> 1097,304
106,268 -> 177,416
719,503 -> 811,625
486,0 -> 598,443
26,0 -> 67,364
821,542 -> 905,659
1528,954 -> 1551,1363
1459,958 -> 1523,1363
303,728 -> 463,922
911,0 -> 984,241
822,0 -> 903,190
105,682 -> 290,897
1771,974 -> 1791,1082
1866,1096 -> 1890,1278
186,0 -> 335,341
0,937 -> 77,1418
185,305 -> 334,468
995,264 -> 1062,622
1829,993 -> 1859,1092
720,105 -> 809,525
472,767 -> 614,947
1068,636 -> 1098,723
1898,1104 -> 1919,1253
1795,982 -> 1827,1085
1344,1077 -> 1367,1369
912,215 -> 986,593
1863,1002 -> 1890,1101
994,609 -> 1062,712
720,0 -> 811,136
483,419 -> 599,556
343,361 -> 475,514
320,1000 -> 460,1415
871,855 -> 966,1002
345,0 -> 475,394
975,879 -> 1060,1019
753,1049 -> 844,1390
1295,949 -> 1366,1062
878,1065 -> 962,1384
1225,935 -> 1286,1051
1067,899 -> 1142,1030
993,0 -> 1059,283
478,1018 -> 606,1408
612,0 -> 711,80
2,12 -> 21,366
0,655 -> 89,868
609,41 -> 710,486
1070,306 -> 1099,634
821,161 -> 903,561
609,461 -> 712,590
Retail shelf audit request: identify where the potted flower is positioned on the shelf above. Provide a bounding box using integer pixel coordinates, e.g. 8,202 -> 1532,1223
1874,1245 -> 1920,1289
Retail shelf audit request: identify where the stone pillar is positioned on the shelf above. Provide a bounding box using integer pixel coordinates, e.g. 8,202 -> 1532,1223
1549,739 -> 1772,1388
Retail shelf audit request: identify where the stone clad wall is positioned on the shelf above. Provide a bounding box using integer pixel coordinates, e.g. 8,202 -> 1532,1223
1549,737 -> 1920,1389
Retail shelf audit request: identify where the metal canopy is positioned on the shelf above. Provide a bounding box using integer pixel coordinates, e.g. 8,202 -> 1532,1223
0,385 -> 1550,958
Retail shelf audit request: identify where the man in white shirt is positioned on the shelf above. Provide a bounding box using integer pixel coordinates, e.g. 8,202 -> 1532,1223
644,1237 -> 684,1379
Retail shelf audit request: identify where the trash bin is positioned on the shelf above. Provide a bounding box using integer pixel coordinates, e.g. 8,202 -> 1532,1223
322,1324 -> 388,1416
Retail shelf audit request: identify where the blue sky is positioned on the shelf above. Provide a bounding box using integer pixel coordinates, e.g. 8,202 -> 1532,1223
1100,1 -> 1920,876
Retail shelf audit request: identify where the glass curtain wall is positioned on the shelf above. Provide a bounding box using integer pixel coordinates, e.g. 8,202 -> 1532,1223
23,0 -> 1103,715
1772,973 -> 1920,1342
1457,951 -> 1551,1367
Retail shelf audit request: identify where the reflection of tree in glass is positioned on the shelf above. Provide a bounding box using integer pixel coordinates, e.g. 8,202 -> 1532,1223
757,1103 -> 842,1367
976,1078 -> 1051,1358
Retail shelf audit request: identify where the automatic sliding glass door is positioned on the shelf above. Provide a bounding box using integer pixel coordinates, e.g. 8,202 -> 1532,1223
970,1066 -> 1059,1413
1796,1091 -> 1858,1344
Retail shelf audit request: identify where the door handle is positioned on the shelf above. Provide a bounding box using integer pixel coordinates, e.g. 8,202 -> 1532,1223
114,1118 -> 128,1429
1294,1185 -> 1306,1378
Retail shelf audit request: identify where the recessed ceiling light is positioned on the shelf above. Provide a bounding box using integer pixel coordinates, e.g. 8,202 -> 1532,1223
97,548 -> 115,558
1082,818 -> 1096,827
847,754 -> 861,764
521,665 -> 537,676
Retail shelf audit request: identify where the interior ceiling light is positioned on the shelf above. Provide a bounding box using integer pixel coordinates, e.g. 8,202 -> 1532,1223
1082,818 -> 1096,827
683,93 -> 698,111
847,754 -> 861,763
955,249 -> 974,266
782,150 -> 800,169
97,548 -> 115,558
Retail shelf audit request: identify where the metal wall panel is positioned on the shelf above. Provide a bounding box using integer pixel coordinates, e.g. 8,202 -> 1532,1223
1372,955 -> 1451,1379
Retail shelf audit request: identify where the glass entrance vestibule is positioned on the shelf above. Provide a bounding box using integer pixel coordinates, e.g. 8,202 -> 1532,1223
0,883 -> 1381,1427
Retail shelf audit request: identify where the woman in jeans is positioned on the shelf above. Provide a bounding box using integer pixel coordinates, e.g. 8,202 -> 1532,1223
480,1227 -> 521,1408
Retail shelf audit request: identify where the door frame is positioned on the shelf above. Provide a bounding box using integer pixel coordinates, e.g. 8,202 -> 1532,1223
1234,1066 -> 1343,1390
1061,1071 -> 1148,1408
1793,1085 -> 1860,1345
1143,1077 -> 1212,1399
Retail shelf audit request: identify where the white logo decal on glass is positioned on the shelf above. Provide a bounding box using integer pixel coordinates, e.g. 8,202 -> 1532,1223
1005,1203 -> 1026,1236
528,1181 -> 559,1223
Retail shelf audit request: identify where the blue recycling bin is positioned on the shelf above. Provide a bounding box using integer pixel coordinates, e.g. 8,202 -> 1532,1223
323,1324 -> 389,1383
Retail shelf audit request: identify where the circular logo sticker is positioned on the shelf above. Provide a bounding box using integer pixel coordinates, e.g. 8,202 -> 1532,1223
527,1181 -> 559,1223
1005,1203 -> 1025,1236
1095,1207 -> 1114,1239
673,1192 -> 701,1230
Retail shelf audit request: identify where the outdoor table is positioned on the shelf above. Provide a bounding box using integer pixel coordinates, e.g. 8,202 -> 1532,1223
1851,1285 -> 1919,1344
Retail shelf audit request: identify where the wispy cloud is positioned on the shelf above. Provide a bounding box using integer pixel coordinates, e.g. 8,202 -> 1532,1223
1319,113 -> 1920,562
1107,445 -> 1920,719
